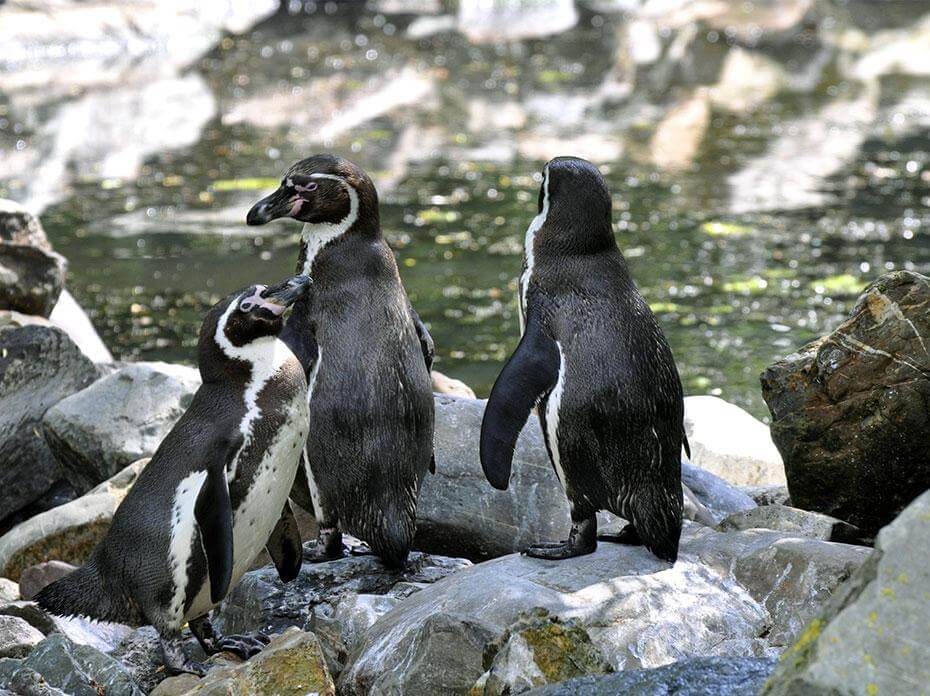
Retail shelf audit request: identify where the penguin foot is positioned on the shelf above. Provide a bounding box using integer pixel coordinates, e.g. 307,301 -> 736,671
162,635 -> 208,676
346,538 -> 372,556
524,517 -> 597,560
304,527 -> 345,563
214,633 -> 271,660
597,523 -> 641,546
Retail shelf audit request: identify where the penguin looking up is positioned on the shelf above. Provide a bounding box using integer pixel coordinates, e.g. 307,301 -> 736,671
246,154 -> 435,569
36,275 -> 313,674
479,157 -> 689,562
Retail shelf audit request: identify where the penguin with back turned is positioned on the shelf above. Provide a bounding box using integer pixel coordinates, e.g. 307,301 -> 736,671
246,154 -> 435,569
480,156 -> 689,561
37,275 -> 312,674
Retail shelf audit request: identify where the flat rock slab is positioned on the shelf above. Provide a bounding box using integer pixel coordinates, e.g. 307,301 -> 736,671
43,362 -> 200,493
527,656 -> 777,696
720,504 -> 864,544
0,325 -> 97,525
340,523 -> 868,695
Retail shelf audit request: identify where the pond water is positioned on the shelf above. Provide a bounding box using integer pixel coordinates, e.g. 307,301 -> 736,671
4,2 -> 930,418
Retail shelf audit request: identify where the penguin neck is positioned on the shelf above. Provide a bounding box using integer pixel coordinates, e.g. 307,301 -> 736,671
296,194 -> 380,277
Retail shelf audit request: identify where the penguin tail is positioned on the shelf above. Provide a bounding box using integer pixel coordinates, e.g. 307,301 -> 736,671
34,558 -> 133,624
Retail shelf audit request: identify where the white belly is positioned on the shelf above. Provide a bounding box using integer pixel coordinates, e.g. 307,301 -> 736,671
183,390 -> 309,622
544,342 -> 568,496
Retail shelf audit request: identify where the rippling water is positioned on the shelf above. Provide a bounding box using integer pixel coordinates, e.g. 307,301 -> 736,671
4,2 -> 930,417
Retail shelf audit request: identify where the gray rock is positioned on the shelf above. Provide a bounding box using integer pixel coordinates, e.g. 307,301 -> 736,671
2,665 -> 68,695
761,271 -> 930,537
309,593 -> 400,678
0,616 -> 43,658
213,549 -> 471,637
0,633 -> 142,696
683,395 -> 786,486
720,505 -> 864,544
43,363 -> 200,493
148,673 -> 201,696
0,603 -> 56,636
0,326 -> 97,525
418,396 -> 735,560
741,484 -> 791,507
0,243 -> 66,318
527,656 -> 776,696
18,562 -> 77,602
0,201 -> 51,250
431,370 -> 476,399
341,523 -> 870,695
762,489 -> 930,695
0,582 -> 18,605
0,459 -> 146,581
112,627 -> 165,695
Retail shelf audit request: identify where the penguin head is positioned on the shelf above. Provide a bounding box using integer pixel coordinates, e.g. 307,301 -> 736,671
199,275 -> 311,375
246,154 -> 378,232
533,156 -> 615,254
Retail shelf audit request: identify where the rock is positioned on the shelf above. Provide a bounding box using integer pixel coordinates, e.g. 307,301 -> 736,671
17,562 -> 77,602
683,395 -> 785,486
741,484 -> 791,507
0,243 -> 66,319
852,14 -> 930,82
761,271 -> 930,537
0,582 -> 18,605
0,633 -> 142,696
527,656 -> 776,695
0,459 -> 147,581
720,505 -> 864,544
0,326 -> 98,525
0,201 -> 51,250
43,363 -> 200,493
342,522 -> 870,694
681,461 -> 757,522
703,0 -> 814,45
2,665 -> 69,695
112,627 -> 165,695
474,609 -> 612,695
762,489 -> 930,695
149,674 -> 201,696
457,0 -> 578,43
48,291 -> 112,364
308,593 -> 400,678
0,604 -> 56,636
0,616 -> 43,659
650,90 -> 711,172
709,47 -> 787,113
214,550 -> 470,637
431,370 -> 476,399
191,628 -> 334,696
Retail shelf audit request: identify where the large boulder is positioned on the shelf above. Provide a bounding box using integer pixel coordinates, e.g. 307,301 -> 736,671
0,243 -> 66,318
720,504 -> 864,544
0,633 -> 142,696
43,363 -> 200,493
0,326 -> 97,525
762,489 -> 930,695
683,395 -> 786,486
0,200 -> 52,250
0,459 -> 146,581
761,271 -> 930,537
0,616 -> 43,659
339,523 -> 868,695
417,396 -> 752,559
17,561 -> 77,602
527,656 -> 776,696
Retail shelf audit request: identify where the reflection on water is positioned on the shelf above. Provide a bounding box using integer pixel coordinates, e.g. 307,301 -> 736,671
3,1 -> 930,417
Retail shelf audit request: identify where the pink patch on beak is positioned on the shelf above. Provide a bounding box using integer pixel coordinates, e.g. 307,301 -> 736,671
289,197 -> 303,216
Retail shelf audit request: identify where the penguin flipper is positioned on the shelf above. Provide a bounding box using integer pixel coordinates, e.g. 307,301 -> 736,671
480,317 -> 559,490
409,305 -> 434,372
266,500 -> 302,583
194,435 -> 240,604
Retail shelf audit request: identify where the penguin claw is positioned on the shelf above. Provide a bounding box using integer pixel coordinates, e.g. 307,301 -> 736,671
214,633 -> 269,660
524,540 -> 595,560
597,523 -> 641,546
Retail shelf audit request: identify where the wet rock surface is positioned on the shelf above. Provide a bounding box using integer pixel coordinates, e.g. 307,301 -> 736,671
0,326 -> 98,527
43,363 -> 200,494
762,271 -> 930,537
0,616 -> 44,659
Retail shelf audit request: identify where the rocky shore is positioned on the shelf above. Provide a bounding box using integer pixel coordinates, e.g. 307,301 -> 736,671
0,202 -> 927,694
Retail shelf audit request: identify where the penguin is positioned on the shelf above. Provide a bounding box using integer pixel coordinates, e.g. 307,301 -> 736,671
479,156 -> 688,562
36,275 -> 313,674
246,154 -> 435,569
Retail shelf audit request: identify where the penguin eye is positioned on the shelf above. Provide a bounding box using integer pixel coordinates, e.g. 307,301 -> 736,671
239,301 -> 254,312
294,181 -> 319,196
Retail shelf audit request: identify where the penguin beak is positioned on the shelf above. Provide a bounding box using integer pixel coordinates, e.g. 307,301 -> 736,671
246,187 -> 295,226
258,274 -> 312,313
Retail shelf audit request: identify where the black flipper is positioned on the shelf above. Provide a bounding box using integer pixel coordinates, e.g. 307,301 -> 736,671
429,453 -> 436,475
480,317 -> 560,490
194,435 -> 241,604
409,305 -> 434,371
266,500 -> 302,583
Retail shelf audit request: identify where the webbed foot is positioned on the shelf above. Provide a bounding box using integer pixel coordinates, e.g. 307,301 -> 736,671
597,523 -> 642,546
304,526 -> 345,563
524,516 -> 597,560
214,633 -> 270,660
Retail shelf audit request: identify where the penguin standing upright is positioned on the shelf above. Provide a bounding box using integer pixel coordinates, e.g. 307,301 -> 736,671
246,155 -> 435,569
37,275 -> 313,674
480,157 -> 688,561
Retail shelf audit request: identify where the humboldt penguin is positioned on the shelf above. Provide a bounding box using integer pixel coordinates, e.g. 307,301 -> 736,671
246,154 -> 435,569
480,156 -> 688,562
37,275 -> 312,674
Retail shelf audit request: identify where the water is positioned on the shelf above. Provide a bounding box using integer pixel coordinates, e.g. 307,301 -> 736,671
4,2 -> 930,418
